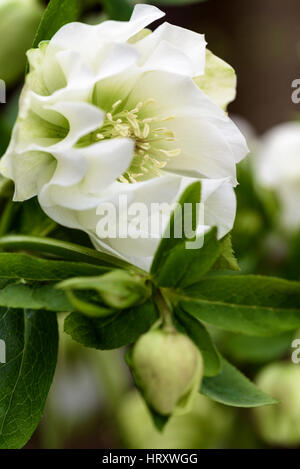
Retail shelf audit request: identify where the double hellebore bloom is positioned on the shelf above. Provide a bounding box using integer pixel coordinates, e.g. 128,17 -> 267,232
0,4 -> 248,269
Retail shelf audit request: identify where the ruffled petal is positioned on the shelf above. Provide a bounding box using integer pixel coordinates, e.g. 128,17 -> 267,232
135,22 -> 206,76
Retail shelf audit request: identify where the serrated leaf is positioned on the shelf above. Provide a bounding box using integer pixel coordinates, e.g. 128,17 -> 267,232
174,307 -> 220,377
33,0 -> 83,48
212,235 -> 240,272
201,357 -> 277,407
151,182 -> 222,288
0,308 -> 58,448
64,301 -> 158,350
180,275 -> 300,336
0,253 -> 110,281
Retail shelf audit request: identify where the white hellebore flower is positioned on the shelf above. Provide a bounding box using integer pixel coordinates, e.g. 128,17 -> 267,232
255,122 -> 300,232
0,4 -> 248,270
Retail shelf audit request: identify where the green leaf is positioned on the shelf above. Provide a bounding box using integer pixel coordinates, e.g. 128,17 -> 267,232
101,0 -> 133,20
0,253 -> 110,281
64,301 -> 158,350
179,275 -> 300,336
174,307 -> 220,377
220,331 -> 293,364
151,181 -> 201,277
212,235 -> 240,272
0,235 -> 133,270
33,0 -> 83,48
156,228 -> 221,289
201,357 -> 277,408
17,198 -> 56,237
0,281 -> 73,312
0,308 -> 58,448
151,182 -> 222,288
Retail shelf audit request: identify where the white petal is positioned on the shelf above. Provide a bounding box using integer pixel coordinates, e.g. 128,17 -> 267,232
47,101 -> 104,149
0,125 -> 56,201
135,22 -> 206,76
202,178 -> 237,239
165,116 -> 237,182
126,71 -> 248,181
81,138 -> 135,194
96,4 -> 165,42
39,138 -> 135,210
49,4 -> 164,59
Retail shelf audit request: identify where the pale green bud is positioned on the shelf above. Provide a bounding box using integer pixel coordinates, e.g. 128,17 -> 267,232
131,329 -> 203,416
0,0 -> 43,86
253,362 -> 300,447
58,269 -> 151,316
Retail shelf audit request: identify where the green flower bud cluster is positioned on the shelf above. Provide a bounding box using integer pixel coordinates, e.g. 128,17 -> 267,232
0,0 -> 43,86
253,362 -> 300,447
130,328 -> 203,416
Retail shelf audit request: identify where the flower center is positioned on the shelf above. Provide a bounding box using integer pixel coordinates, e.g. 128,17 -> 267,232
95,99 -> 181,183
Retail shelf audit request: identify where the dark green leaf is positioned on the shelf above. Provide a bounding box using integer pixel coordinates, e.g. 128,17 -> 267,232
0,308 -> 58,448
0,253 -> 110,281
201,357 -> 277,407
174,307 -> 220,377
18,198 -> 56,237
33,0 -> 83,47
151,182 -> 222,288
0,281 -> 73,312
102,0 -> 133,20
220,331 -> 293,364
151,181 -> 201,278
0,235 -> 133,270
180,275 -> 300,336
64,301 -> 158,350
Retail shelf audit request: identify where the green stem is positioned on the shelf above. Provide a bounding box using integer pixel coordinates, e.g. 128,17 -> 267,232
155,288 -> 176,332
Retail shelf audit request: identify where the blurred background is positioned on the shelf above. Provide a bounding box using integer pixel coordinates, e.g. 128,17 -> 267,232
1,0 -> 300,449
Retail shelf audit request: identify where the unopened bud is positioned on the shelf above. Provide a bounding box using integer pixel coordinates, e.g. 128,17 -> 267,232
131,329 -> 203,416
253,362 -> 300,447
58,269 -> 151,316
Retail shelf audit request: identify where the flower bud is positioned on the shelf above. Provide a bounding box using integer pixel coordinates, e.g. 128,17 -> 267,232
58,269 -> 151,316
253,362 -> 300,447
0,0 -> 43,86
131,329 -> 203,416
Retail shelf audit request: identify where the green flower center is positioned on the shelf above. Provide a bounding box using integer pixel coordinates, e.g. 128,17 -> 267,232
81,99 -> 181,183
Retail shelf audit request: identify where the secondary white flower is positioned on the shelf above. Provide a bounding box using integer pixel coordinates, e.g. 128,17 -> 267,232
0,4 -> 248,270
255,122 -> 300,232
